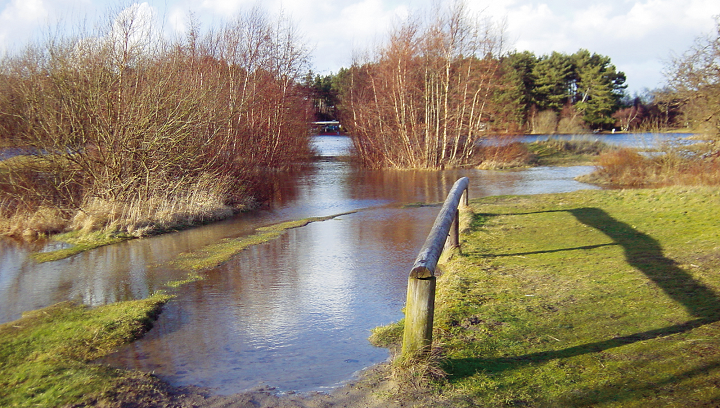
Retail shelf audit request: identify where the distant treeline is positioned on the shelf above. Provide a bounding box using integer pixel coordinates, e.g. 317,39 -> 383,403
303,5 -> 718,169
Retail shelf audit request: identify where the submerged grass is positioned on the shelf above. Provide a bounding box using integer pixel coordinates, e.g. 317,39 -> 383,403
31,230 -> 132,263
381,187 -> 720,406
0,293 -> 171,407
527,138 -> 613,166
171,211 -> 358,271
2,209 -> 364,406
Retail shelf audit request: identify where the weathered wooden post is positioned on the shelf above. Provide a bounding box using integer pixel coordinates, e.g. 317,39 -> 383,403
402,177 -> 469,360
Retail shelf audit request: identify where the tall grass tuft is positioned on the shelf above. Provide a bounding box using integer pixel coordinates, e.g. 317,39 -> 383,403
475,142 -> 533,169
71,173 -> 243,237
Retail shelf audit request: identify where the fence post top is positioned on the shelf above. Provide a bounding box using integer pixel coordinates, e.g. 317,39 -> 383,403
409,177 -> 469,279
410,264 -> 433,279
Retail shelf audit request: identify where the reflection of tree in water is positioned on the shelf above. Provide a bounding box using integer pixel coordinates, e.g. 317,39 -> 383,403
243,170 -> 306,206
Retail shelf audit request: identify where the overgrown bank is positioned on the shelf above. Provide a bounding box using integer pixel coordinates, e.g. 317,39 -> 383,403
0,294 -> 171,407
377,187 -> 720,406
0,6 -> 312,240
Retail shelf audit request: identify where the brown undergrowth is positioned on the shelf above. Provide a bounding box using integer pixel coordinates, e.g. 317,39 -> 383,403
581,144 -> 720,187
474,138 -> 612,169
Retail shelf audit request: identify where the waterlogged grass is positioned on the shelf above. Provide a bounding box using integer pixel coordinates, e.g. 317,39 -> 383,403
171,211 -> 358,271
31,230 -> 132,263
32,211 -> 359,265
0,293 -> 171,407
527,138 -> 613,166
423,187 -> 720,406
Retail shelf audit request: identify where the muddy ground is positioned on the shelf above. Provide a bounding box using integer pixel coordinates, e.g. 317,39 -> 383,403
74,363 -> 434,408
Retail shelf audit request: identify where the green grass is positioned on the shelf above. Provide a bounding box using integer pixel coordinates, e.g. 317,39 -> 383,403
0,293 -> 171,407
171,211 -> 358,271
384,187 -> 720,406
31,231 -> 132,263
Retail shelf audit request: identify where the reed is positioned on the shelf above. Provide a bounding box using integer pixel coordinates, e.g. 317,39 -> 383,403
583,144 -> 720,187
475,142 -> 533,169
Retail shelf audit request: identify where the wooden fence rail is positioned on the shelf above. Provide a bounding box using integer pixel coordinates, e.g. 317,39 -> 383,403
401,177 -> 469,360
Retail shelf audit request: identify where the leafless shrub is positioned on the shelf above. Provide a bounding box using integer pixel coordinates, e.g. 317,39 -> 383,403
664,16 -> 720,140
0,5 -> 312,238
531,110 -> 558,134
585,146 -> 720,187
338,1 -> 514,169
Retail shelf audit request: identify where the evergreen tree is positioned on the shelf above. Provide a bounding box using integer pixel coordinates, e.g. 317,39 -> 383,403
571,49 -> 627,128
503,51 -> 537,114
532,52 -> 574,111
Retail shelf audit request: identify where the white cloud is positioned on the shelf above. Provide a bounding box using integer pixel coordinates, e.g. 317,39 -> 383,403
199,0 -> 248,15
466,0 -> 720,92
0,0 -> 49,53
1,0 -> 718,91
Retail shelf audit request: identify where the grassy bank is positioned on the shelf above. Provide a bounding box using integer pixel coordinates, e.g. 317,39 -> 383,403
31,231 -> 133,263
383,187 -> 720,406
0,293 -> 171,407
527,138 -> 612,166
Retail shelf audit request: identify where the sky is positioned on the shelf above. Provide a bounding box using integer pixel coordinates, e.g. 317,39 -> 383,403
1,0 -> 719,95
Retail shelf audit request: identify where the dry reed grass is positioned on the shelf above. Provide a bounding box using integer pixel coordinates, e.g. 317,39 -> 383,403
390,344 -> 448,394
0,206 -> 68,240
0,165 -> 246,239
72,174 -> 242,237
475,142 -> 533,169
584,145 -> 720,187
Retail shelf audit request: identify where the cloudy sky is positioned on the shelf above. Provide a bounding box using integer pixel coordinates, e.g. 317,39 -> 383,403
1,0 -> 719,94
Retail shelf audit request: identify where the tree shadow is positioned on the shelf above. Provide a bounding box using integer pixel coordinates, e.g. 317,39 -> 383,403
569,207 -> 720,320
447,207 -> 720,403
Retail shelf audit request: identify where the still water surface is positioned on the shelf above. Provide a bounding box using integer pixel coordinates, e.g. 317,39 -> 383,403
1,135 -> 605,394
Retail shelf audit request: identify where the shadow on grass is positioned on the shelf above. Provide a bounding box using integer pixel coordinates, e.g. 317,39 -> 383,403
447,207 -> 720,404
570,207 -> 720,320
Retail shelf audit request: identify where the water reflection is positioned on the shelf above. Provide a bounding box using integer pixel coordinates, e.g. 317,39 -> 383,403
103,208 -> 438,393
1,135 -> 600,393
480,132 -> 697,149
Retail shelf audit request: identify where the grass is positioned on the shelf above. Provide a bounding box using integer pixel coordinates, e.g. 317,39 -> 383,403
171,211 -> 358,271
31,230 -> 132,263
0,293 -> 172,407
475,139 -> 613,169
380,187 -> 720,406
527,138 -> 613,166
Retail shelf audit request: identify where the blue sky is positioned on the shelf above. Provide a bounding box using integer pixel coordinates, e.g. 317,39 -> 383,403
1,0 -> 719,94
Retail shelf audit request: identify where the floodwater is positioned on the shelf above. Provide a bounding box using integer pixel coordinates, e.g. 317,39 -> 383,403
485,132 -> 698,149
0,135 -> 605,395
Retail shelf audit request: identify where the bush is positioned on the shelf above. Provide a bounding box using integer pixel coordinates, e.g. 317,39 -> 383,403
584,146 -> 720,187
0,6 -> 312,237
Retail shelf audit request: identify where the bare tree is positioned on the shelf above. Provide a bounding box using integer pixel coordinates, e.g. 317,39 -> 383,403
338,1 -> 512,169
0,5 -> 313,237
665,16 -> 720,140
